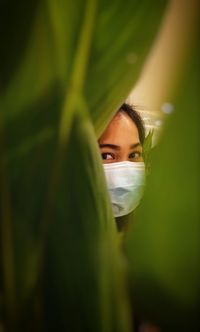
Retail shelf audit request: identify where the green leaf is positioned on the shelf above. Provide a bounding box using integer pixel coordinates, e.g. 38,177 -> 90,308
43,110 -> 131,332
143,129 -> 154,166
126,14 -> 200,332
0,0 -> 167,331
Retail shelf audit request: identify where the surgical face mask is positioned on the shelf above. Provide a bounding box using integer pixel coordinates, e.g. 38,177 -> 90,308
103,161 -> 145,218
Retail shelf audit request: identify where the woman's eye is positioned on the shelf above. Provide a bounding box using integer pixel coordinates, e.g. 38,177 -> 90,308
101,152 -> 114,160
129,151 -> 143,161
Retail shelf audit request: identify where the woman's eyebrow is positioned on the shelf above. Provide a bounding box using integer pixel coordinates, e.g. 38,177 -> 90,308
99,143 -> 120,150
130,142 -> 141,149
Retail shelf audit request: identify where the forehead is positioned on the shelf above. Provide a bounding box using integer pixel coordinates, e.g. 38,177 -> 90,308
99,112 -> 140,144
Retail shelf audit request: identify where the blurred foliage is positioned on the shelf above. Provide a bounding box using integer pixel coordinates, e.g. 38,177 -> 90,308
143,130 -> 154,168
126,9 -> 200,332
0,0 -> 167,332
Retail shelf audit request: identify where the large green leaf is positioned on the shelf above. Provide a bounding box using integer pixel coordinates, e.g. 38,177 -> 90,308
43,110 -> 131,332
0,0 -> 167,331
2,0 -> 167,134
126,13 -> 200,332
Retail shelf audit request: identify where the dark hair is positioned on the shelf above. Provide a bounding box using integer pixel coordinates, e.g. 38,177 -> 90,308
117,103 -> 145,144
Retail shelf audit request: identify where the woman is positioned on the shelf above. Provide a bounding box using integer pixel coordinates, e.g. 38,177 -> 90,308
98,102 -> 146,232
99,103 -> 159,332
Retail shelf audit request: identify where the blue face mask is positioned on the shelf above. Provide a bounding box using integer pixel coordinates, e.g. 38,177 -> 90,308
103,161 -> 145,217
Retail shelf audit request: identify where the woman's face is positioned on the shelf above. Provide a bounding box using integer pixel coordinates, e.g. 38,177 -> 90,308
99,112 -> 143,164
